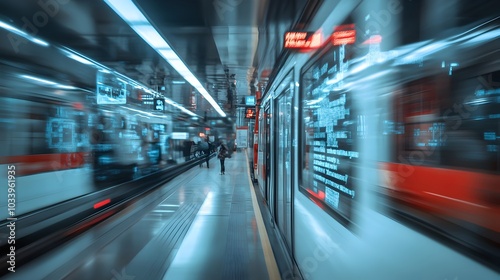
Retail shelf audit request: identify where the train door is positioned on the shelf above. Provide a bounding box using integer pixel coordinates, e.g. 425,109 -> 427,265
275,83 -> 294,250
248,121 -> 254,168
257,107 -> 266,196
264,104 -> 273,213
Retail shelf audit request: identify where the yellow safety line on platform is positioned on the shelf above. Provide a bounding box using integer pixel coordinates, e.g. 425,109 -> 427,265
245,150 -> 281,280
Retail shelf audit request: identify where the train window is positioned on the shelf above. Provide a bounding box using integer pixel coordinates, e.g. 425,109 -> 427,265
395,77 -> 443,166
443,68 -> 500,172
395,68 -> 500,173
299,44 -> 360,227
0,97 -> 91,169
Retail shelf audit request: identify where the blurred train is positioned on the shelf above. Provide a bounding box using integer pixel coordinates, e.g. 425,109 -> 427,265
253,1 -> 499,279
0,20 -> 204,219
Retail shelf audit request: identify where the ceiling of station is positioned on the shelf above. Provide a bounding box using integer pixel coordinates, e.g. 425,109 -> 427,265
0,0 -> 318,117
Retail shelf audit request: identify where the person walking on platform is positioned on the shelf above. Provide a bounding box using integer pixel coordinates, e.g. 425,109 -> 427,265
199,138 -> 210,168
183,140 -> 193,162
217,143 -> 228,175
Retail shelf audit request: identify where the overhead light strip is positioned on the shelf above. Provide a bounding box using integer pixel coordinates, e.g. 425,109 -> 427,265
0,21 -> 49,47
103,0 -> 226,117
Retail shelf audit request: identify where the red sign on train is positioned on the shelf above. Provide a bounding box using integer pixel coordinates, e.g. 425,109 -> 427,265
284,31 -> 321,50
332,24 -> 356,46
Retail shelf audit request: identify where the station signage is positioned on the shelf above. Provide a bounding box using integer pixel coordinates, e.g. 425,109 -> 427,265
245,95 -> 256,106
96,71 -> 127,105
284,31 -> 321,50
139,93 -> 154,105
154,98 -> 165,111
245,108 -> 256,119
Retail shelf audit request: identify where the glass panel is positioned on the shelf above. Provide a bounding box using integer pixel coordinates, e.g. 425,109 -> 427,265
300,45 -> 360,225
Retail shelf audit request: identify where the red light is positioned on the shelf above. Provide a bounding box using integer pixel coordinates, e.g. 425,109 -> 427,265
284,31 -> 322,50
332,24 -> 356,46
362,35 -> 382,45
245,108 -> 256,119
72,102 -> 84,110
93,198 -> 111,209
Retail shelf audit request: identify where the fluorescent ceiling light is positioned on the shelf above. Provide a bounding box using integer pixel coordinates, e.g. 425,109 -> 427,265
0,21 -> 49,47
61,49 -> 95,65
21,75 -> 57,85
104,1 -> 147,23
103,0 -> 226,117
180,107 -> 198,117
57,85 -> 77,90
158,49 -> 179,60
134,24 -> 170,49
20,74 -> 76,89
164,98 -> 198,117
31,38 -> 50,47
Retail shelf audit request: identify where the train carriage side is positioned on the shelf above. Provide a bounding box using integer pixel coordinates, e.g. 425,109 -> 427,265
0,21 -> 196,220
257,1 -> 500,279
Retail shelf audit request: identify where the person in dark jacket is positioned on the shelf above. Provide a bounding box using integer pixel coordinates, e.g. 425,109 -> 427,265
201,138 -> 210,168
183,140 -> 192,161
217,143 -> 228,175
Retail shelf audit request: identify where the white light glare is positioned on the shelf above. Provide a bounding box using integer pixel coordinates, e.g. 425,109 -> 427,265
21,75 -> 56,85
402,41 -> 448,62
158,49 -> 179,60
0,21 -> 49,47
20,74 -> 76,89
103,0 -> 226,117
134,24 -> 170,49
61,48 -> 95,66
103,0 -> 147,23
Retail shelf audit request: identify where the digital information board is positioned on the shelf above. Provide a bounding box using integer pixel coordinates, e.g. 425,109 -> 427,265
96,71 -> 127,105
154,98 -> 165,111
300,45 -> 359,225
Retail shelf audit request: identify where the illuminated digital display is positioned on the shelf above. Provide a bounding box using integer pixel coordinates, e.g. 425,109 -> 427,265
154,98 -> 165,111
245,96 -> 256,106
332,24 -> 356,46
171,132 -> 189,140
300,44 -> 359,225
408,122 -> 446,148
284,31 -> 321,50
140,93 -> 154,105
245,108 -> 256,119
96,71 -> 127,105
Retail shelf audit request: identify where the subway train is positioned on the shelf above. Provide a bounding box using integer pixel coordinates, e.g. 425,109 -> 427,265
254,1 -> 499,279
0,20 -> 204,220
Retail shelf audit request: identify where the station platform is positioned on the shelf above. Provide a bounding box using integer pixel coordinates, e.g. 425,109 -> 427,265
5,151 -> 282,280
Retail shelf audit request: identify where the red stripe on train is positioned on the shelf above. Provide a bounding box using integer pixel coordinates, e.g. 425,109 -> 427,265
380,162 -> 500,232
0,152 -> 88,176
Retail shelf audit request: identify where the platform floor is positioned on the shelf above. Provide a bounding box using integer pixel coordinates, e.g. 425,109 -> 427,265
6,151 -> 280,280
